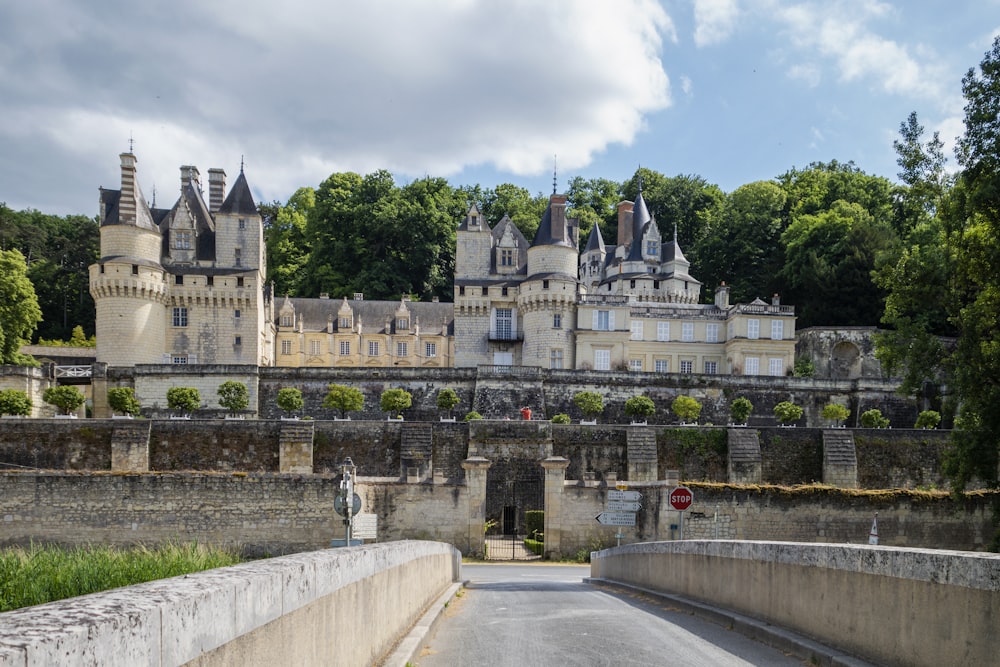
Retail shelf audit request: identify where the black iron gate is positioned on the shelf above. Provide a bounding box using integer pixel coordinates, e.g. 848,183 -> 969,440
485,467 -> 544,561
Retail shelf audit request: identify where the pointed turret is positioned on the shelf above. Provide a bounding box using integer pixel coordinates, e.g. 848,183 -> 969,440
218,170 -> 257,216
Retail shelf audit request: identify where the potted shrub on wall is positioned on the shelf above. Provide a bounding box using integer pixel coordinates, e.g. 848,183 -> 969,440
774,400 -> 803,426
0,389 -> 32,418
276,388 -> 305,420
550,413 -> 570,424
436,388 -> 460,422
672,395 -> 702,425
624,395 -> 655,425
915,410 -> 941,429
463,410 -> 483,421
166,387 -> 200,419
729,397 -> 753,426
107,387 -> 140,419
860,408 -> 890,428
43,385 -> 86,418
572,391 -> 603,424
381,388 -> 412,420
323,383 -> 363,420
217,381 -> 250,419
821,402 -> 850,427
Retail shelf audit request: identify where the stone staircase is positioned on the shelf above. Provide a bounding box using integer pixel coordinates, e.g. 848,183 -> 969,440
402,423 -> 434,482
822,429 -> 858,488
727,429 -> 762,483
111,420 -> 152,472
627,426 -> 658,482
278,420 -> 315,473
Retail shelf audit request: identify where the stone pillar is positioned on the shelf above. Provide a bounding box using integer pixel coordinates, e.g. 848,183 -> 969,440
279,421 -> 314,474
822,430 -> 859,488
541,456 -> 570,560
110,421 -> 151,472
461,456 -> 491,558
627,425 -> 657,481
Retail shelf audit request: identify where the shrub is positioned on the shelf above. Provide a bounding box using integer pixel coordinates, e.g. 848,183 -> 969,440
915,410 -> 941,429
550,413 -> 570,424
166,387 -> 200,414
43,386 -> 86,416
729,397 -> 753,424
380,388 -> 412,418
821,403 -> 850,425
0,389 -> 32,416
572,391 -> 604,419
793,356 -> 815,377
624,395 -> 655,421
524,538 -> 544,556
217,381 -> 249,414
860,408 -> 890,428
463,411 -> 483,421
773,401 -> 803,425
671,395 -> 702,423
525,510 -> 544,541
276,388 -> 304,415
323,384 -> 363,418
107,387 -> 140,417
436,388 -> 460,417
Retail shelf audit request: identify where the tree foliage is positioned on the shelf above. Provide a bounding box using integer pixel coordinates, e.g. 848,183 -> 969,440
276,388 -> 304,415
729,397 -> 753,424
107,387 -> 140,417
624,395 -> 655,420
217,381 -> 249,414
860,408 -> 890,429
380,388 -> 412,418
43,385 -> 85,415
572,391 -> 604,418
0,389 -> 32,416
0,248 -> 42,365
773,401 -> 803,425
166,387 -> 200,414
821,403 -> 850,424
671,395 -> 702,423
435,388 -> 460,416
323,384 -> 363,418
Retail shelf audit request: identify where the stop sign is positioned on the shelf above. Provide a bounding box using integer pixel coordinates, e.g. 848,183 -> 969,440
669,486 -> 693,511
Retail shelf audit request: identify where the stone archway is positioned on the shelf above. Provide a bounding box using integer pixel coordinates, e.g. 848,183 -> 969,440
831,341 -> 861,379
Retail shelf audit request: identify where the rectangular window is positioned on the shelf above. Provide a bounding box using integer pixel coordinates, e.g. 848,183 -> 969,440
680,360 -> 693,374
206,276 -> 213,286
310,340 -> 321,356
706,323 -> 719,343
550,348 -> 563,369
495,308 -> 512,339
704,360 -> 718,374
237,277 -> 244,287
682,322 -> 694,342
172,355 -> 187,364
238,218 -> 246,230
553,313 -> 562,329
396,342 -> 408,357
234,309 -> 241,319
646,240 -> 658,256
630,321 -> 643,340
744,357 -> 760,375
594,310 -> 613,331
175,231 -> 192,249
425,342 -> 437,358
655,359 -> 669,373
594,349 -> 611,371
459,286 -> 466,296
281,340 -> 292,355
747,319 -> 760,340
339,317 -> 351,330
769,358 -> 784,376
771,320 -> 784,340
629,358 -> 643,371
172,307 -> 188,327
396,318 -> 409,330
542,280 -> 549,289
280,315 -> 292,328
657,322 -> 670,342
501,287 -> 508,296
339,340 -> 351,355
368,340 -> 380,357
132,264 -> 138,275
234,248 -> 242,267
234,335 -> 242,346
728,322 -> 735,339
500,248 -> 514,266
175,274 -> 183,285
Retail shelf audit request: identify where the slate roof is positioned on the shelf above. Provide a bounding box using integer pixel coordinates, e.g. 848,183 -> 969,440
280,297 -> 455,335
218,171 -> 257,215
530,200 -> 576,249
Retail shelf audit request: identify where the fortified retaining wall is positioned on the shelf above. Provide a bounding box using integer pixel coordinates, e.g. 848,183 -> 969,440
589,541 -> 1000,667
0,541 -> 461,667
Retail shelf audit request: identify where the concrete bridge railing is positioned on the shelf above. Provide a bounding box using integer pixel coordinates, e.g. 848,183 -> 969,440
590,540 -> 1000,667
0,541 -> 461,667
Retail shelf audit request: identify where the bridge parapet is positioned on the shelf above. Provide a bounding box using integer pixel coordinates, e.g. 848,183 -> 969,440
590,540 -> 1000,667
0,541 -> 460,667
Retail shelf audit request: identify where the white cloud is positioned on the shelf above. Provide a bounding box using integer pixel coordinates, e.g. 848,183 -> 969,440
0,0 -> 676,214
693,0 -> 740,47
787,63 -> 822,87
680,75 -> 694,96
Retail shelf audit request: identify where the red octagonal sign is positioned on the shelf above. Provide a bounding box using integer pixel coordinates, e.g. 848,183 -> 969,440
669,486 -> 694,511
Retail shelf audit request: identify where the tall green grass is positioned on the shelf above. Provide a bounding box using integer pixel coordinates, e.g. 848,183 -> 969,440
0,543 -> 242,612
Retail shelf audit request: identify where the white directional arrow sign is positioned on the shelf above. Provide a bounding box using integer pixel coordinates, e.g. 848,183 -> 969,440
605,500 -> 641,512
607,489 -> 641,502
596,512 -> 637,526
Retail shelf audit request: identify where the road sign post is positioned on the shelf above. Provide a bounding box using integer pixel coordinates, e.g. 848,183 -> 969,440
598,489 -> 643,545
669,486 -> 694,540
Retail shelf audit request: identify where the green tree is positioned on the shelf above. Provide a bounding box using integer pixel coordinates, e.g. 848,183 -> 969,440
276,388 -> 304,416
671,395 -> 702,423
262,187 -> 315,297
217,381 -> 249,415
773,401 -> 803,425
107,387 -> 140,417
550,413 -> 570,424
380,388 -> 412,419
822,403 -> 851,425
860,409 -> 890,429
893,111 -> 948,237
471,183 -> 548,241
729,397 -> 753,424
566,176 -> 621,251
436,388 -> 460,418
572,391 -> 604,420
622,169 -> 725,251
166,387 -> 200,415
0,389 -> 31,416
323,384 -> 363,418
915,410 -> 942,429
0,248 -> 42,365
463,410 -> 483,422
43,385 -> 85,416
624,395 -> 656,422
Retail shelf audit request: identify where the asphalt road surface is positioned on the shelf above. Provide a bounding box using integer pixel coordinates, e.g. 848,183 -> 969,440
414,563 -> 812,667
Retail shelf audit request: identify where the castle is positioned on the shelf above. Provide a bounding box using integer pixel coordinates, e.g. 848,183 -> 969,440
90,153 -> 795,375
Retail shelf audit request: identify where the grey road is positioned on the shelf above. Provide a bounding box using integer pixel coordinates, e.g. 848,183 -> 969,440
413,563 -> 811,667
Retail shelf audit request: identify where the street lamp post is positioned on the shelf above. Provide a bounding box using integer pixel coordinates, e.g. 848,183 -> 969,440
341,457 -> 356,546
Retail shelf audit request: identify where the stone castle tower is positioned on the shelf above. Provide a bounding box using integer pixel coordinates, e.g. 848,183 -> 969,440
89,152 -> 273,367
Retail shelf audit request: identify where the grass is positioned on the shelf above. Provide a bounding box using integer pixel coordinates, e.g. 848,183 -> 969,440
0,542 -> 242,612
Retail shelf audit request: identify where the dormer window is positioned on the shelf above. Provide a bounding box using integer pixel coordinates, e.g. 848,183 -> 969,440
646,240 -> 658,256
470,214 -> 478,226
500,249 -> 514,266
339,316 -> 351,329
175,231 -> 192,250
396,318 -> 409,330
281,314 -> 293,328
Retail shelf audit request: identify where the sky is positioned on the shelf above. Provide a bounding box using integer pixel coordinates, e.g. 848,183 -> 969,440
1,0 -> 998,217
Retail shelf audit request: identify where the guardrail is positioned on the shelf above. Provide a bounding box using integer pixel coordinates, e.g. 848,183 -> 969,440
54,365 -> 93,378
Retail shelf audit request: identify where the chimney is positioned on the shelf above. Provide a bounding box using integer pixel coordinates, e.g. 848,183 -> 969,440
715,281 -> 730,309
772,293 -> 781,306
616,201 -> 634,247
550,194 -> 567,242
208,168 -> 226,212
180,165 -> 201,192
119,153 -> 138,225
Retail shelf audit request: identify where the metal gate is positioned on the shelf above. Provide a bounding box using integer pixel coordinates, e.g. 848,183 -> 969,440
485,471 -> 544,561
